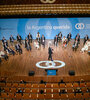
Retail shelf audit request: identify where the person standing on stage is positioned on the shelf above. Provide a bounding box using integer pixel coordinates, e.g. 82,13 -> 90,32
10,35 -> 14,46
27,33 -> 32,43
54,35 -> 58,47
17,34 -> 22,45
67,33 -> 72,43
36,32 -> 40,45
2,37 -> 8,46
72,40 -> 79,51
83,34 -> 89,45
58,32 -> 62,42
41,35 -> 45,48
75,33 -> 80,44
48,46 -> 53,61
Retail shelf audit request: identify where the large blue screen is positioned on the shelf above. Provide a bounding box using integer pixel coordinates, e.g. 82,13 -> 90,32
0,18 -> 90,40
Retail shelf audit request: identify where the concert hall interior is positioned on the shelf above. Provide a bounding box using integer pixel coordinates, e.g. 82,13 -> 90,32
0,0 -> 90,100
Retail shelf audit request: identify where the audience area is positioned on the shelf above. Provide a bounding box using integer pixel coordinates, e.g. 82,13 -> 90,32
0,76 -> 90,100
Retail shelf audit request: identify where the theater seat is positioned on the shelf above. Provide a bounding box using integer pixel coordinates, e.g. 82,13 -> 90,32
53,88 -> 60,93
52,83 -> 59,88
30,94 -> 38,99
4,87 -> 10,92
0,83 -> 5,87
32,84 -> 38,88
15,93 -> 22,99
45,94 -> 52,99
73,83 -> 79,87
18,83 -> 25,88
75,93 -> 82,99
38,94 -> 45,99
25,83 -> 31,88
6,83 -> 12,87
22,93 -> 30,99
24,88 -> 30,93
59,83 -> 66,88
66,83 -> 73,88
46,83 -> 52,88
68,93 -> 75,99
1,93 -> 8,98
80,83 -> 86,87
8,93 -> 15,99
66,88 -> 74,93
86,82 -> 90,87
82,93 -> 90,99
44,89 -> 52,93
39,84 -> 45,88
60,94 -> 68,99
12,83 -> 18,88
10,88 -> 17,93
81,87 -> 87,93
53,94 -> 60,99
30,88 -> 38,93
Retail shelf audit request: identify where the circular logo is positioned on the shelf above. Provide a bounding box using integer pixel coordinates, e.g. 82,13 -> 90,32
75,23 -> 84,29
40,0 -> 56,3
36,60 -> 65,69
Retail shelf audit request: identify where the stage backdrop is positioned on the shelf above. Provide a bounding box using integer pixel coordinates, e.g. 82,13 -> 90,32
0,18 -> 90,40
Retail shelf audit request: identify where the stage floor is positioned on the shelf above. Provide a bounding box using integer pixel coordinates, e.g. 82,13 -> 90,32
0,39 -> 90,77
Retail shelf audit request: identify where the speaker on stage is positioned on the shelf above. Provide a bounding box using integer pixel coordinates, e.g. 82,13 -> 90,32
28,71 -> 35,76
69,70 -> 75,76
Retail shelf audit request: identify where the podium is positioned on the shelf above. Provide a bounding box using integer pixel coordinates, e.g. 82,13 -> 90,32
45,69 -> 58,75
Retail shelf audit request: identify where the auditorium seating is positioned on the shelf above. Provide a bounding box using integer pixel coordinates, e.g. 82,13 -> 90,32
0,76 -> 90,100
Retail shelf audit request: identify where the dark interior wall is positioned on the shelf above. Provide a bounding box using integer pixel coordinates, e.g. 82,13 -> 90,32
0,0 -> 90,5
0,14 -> 90,18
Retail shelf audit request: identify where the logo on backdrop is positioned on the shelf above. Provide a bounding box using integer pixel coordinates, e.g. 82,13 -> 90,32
40,0 -> 56,3
75,23 -> 84,29
36,60 -> 65,69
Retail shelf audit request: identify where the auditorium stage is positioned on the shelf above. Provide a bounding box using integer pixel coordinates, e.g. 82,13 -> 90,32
0,39 -> 90,77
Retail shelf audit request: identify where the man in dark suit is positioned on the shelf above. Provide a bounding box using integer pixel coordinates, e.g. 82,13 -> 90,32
48,46 -> 53,61
84,34 -> 89,45
2,37 -> 8,46
3,42 -> 15,55
36,32 -> 40,45
3,42 -> 8,51
54,35 -> 58,46
27,33 -> 32,43
75,33 -> 80,44
10,35 -> 14,46
15,43 -> 22,54
6,47 -> 15,56
17,34 -> 22,45
58,32 -> 62,41
67,33 -> 72,42
41,35 -> 45,48
72,40 -> 79,51
25,37 -> 31,51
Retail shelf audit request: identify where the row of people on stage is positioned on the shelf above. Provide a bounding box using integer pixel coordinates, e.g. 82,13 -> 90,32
0,43 -> 22,63
0,33 -> 90,64
2,32 -> 89,45
54,33 -> 89,52
54,32 -> 72,46
1,32 -> 90,53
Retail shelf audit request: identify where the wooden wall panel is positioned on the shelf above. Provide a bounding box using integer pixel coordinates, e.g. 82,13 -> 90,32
0,0 -> 90,5
0,4 -> 90,16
